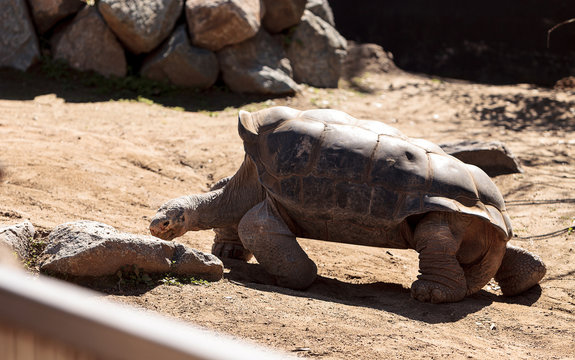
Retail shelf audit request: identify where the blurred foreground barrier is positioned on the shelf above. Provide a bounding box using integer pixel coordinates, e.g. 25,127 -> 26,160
0,265 -> 291,360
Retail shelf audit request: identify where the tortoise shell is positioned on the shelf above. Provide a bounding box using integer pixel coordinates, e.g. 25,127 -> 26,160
238,106 -> 512,239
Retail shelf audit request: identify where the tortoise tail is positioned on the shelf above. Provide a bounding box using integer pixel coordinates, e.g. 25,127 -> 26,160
495,244 -> 546,296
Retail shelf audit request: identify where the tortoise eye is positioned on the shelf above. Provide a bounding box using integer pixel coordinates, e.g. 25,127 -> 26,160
163,220 -> 170,227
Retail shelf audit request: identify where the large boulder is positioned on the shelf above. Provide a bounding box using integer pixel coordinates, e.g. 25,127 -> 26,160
218,30 -> 299,95
286,10 -> 347,88
141,25 -> 219,89
0,221 -> 35,261
40,221 -> 223,281
98,0 -> 183,54
51,6 -> 127,77
0,0 -> 40,71
305,0 -> 335,27
28,0 -> 83,34
185,0 -> 263,51
261,0 -> 306,33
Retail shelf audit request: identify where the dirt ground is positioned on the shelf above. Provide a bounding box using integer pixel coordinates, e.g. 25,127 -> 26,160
1,63 -> 574,359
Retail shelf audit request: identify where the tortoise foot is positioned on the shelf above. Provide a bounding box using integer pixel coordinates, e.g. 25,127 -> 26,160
495,245 -> 546,296
211,242 -> 253,262
411,279 -> 466,303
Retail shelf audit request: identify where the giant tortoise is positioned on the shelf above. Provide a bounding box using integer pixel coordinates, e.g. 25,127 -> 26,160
150,107 -> 546,303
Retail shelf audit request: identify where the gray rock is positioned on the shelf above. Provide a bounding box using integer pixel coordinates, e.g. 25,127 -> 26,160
141,25 -> 219,89
0,0 -> 40,71
28,0 -> 83,34
51,6 -> 127,77
185,0 -> 263,51
306,0 -> 335,27
261,0 -> 306,33
440,140 -> 523,177
98,0 -> 183,54
0,220 -> 35,260
286,10 -> 347,88
218,30 -> 299,95
40,221 -> 223,281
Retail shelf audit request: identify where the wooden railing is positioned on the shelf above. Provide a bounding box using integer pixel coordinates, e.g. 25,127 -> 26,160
0,266 -> 291,360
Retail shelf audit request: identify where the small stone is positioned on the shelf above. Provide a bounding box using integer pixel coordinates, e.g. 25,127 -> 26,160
0,220 -> 35,260
440,140 -> 523,177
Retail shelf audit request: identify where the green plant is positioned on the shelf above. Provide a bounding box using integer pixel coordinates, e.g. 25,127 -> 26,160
160,275 -> 210,287
116,265 -> 154,288
24,237 -> 47,270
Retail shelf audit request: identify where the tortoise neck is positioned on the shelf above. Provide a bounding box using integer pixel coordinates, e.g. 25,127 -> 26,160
185,156 -> 265,230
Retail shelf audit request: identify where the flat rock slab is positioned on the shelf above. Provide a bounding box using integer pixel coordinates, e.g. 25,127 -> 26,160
141,25 -> 219,89
0,0 -> 40,71
0,220 -> 35,260
440,140 -> 523,177
40,221 -> 223,281
98,0 -> 183,54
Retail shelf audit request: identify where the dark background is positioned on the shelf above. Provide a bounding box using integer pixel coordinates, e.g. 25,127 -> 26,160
328,0 -> 575,85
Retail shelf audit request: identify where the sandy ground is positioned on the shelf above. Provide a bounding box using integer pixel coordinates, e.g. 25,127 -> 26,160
1,65 -> 574,359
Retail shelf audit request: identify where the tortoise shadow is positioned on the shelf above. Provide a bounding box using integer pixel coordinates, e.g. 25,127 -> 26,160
223,259 -> 543,324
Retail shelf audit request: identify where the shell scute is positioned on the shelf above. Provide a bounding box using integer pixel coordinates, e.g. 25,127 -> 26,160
370,136 -> 429,191
315,124 -> 377,182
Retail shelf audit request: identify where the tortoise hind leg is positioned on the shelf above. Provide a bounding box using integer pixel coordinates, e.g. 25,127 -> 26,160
411,212 -> 467,303
458,217 -> 507,296
238,199 -> 317,290
494,244 -> 546,296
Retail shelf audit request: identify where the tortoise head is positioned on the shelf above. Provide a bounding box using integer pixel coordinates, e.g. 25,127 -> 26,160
149,196 -> 197,240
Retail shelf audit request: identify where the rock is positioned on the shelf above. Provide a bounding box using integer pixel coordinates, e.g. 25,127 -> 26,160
40,221 -> 223,281
305,0 -> 334,27
440,140 -> 523,177
185,0 -> 263,52
98,0 -> 183,54
0,220 -> 35,260
141,25 -> 219,89
51,6 -> 127,77
28,0 -> 83,34
261,0 -> 306,33
343,42 -> 398,81
0,0 -> 41,71
286,10 -> 347,88
171,246 -> 223,281
218,30 -> 299,95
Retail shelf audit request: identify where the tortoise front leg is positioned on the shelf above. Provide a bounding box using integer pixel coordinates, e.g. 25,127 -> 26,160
411,212 -> 467,303
238,199 -> 317,290
211,226 -> 253,261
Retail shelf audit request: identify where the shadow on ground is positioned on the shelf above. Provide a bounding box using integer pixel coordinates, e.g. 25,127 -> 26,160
222,259 -> 543,324
0,67 -> 275,112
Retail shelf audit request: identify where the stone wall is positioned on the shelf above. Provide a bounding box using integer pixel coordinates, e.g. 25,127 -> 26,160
0,0 -> 346,95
